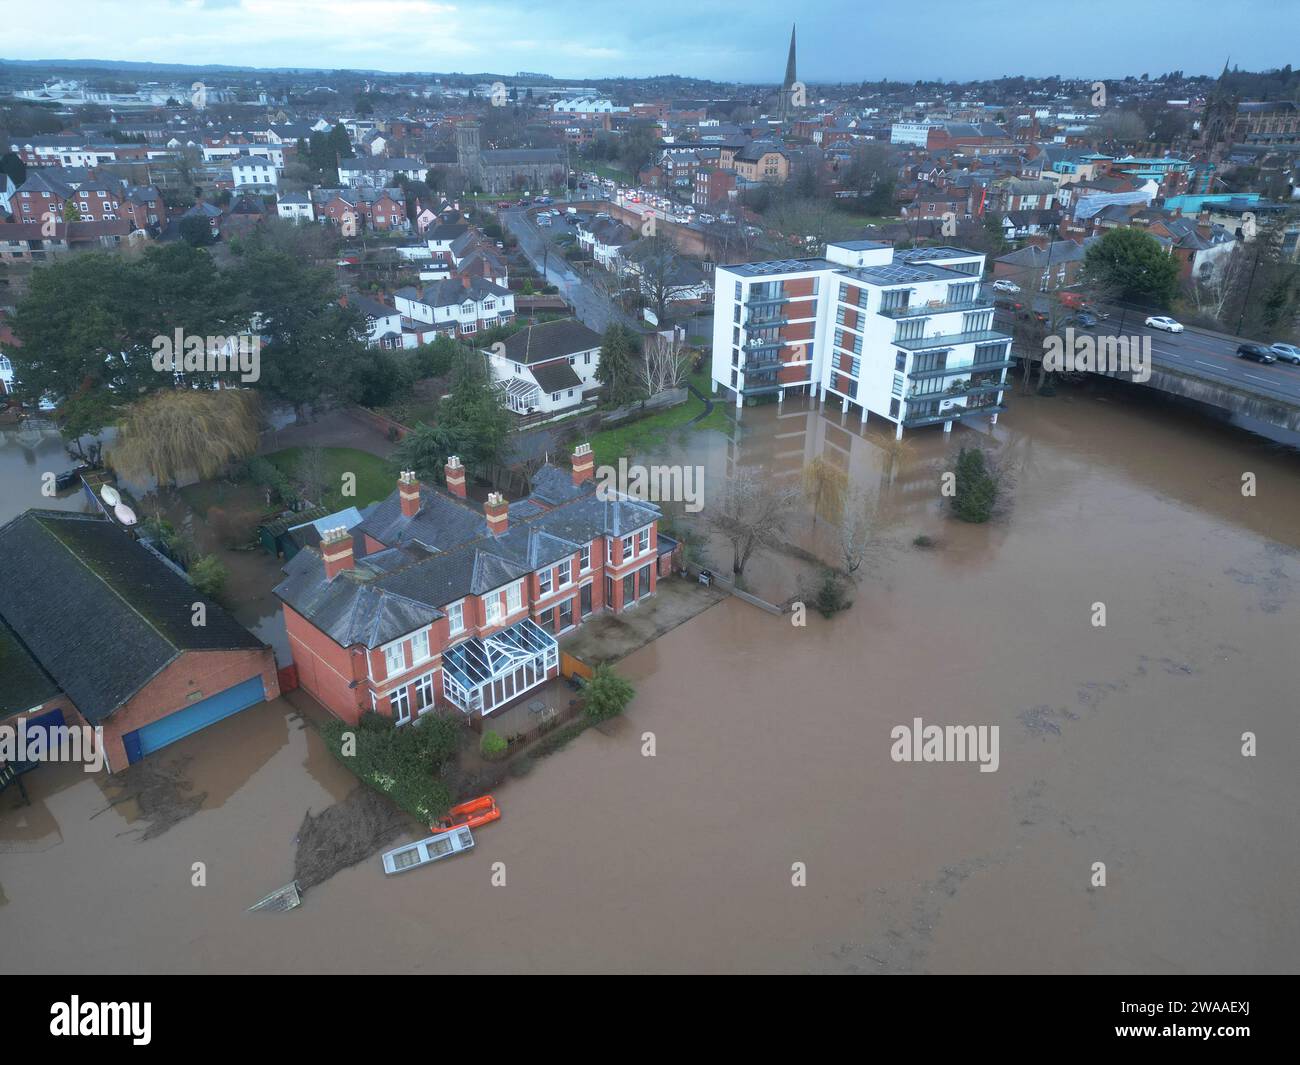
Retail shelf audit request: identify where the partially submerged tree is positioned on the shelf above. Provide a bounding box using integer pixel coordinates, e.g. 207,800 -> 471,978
596,323 -> 642,406
802,455 -> 848,527
110,389 -> 262,487
951,447 -> 1000,524
708,467 -> 801,576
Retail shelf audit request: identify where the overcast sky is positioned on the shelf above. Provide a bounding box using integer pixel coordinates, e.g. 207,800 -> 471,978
5,0 -> 1299,83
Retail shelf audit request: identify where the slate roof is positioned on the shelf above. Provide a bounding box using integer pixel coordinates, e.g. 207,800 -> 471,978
0,617 -> 60,720
0,511 -> 265,724
532,361 -> 584,393
496,318 -> 602,365
274,467 -> 659,649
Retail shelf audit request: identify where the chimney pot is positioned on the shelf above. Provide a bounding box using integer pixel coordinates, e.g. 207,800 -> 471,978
571,442 -> 595,486
445,455 -> 467,498
485,491 -> 508,535
399,471 -> 422,517
321,526 -> 355,580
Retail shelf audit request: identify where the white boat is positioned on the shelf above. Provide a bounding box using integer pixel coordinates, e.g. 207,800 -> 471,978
381,826 -> 474,875
100,484 -> 121,507
248,881 -> 302,912
114,502 -> 137,526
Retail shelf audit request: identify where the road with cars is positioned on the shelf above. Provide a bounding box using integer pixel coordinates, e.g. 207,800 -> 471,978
995,292 -> 1300,405
499,205 -> 636,335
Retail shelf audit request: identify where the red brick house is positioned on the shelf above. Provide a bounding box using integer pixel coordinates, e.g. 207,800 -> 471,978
0,511 -> 279,771
275,448 -> 671,726
314,187 -> 408,232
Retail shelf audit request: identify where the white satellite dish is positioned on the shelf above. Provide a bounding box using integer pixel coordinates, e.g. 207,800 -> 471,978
100,484 -> 121,507
114,502 -> 137,526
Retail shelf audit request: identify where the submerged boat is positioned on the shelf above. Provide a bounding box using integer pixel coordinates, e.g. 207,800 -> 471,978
381,826 -> 475,876
248,881 -> 302,912
433,795 -> 500,833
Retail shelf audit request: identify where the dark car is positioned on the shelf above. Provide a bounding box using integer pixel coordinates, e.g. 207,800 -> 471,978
1236,343 -> 1277,364
994,297 -> 1023,314
1070,311 -> 1099,328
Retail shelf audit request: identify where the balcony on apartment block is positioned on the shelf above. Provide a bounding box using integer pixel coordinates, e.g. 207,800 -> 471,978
877,293 -> 995,319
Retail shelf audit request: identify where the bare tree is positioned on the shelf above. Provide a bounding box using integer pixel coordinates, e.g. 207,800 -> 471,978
640,334 -> 692,396
293,445 -> 329,506
708,467 -> 801,576
836,486 -> 878,576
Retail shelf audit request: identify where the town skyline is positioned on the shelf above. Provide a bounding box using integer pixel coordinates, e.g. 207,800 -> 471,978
4,0 -> 1299,84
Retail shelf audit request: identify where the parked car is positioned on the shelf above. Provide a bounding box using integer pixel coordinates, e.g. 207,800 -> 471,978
1069,311 -> 1099,328
1236,342 -> 1277,363
1268,342 -> 1300,364
992,279 -> 1021,293
1145,315 -> 1184,333
1058,291 -> 1088,310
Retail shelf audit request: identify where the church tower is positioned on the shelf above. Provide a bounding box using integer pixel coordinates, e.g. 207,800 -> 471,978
456,121 -> 483,188
776,24 -> 798,121
1200,60 -> 1238,157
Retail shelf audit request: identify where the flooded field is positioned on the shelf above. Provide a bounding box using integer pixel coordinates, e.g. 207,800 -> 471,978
3,384 -> 1299,973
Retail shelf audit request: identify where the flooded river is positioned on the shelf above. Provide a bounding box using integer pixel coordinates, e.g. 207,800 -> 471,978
3,384 -> 1298,972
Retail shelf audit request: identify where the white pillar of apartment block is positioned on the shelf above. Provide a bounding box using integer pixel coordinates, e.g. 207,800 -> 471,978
991,413 -> 999,424
841,396 -> 848,413
860,405 -> 868,425
944,420 -> 953,433
894,422 -> 904,441
711,378 -> 719,394
735,388 -> 743,408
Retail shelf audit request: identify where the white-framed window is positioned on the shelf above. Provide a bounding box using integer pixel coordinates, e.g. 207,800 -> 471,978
622,533 -> 635,559
551,392 -> 561,402
506,580 -> 522,613
607,538 -> 615,564
637,528 -> 650,555
538,568 -> 553,595
485,594 -> 503,625
390,685 -> 412,724
383,641 -> 405,676
579,544 -> 591,571
558,558 -> 573,587
414,672 -> 436,715
447,599 -> 464,634
411,629 -> 430,664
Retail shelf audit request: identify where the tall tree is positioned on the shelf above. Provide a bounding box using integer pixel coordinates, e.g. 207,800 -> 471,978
596,324 -> 642,405
1082,227 -> 1180,307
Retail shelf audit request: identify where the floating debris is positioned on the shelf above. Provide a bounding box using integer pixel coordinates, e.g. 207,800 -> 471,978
248,881 -> 301,913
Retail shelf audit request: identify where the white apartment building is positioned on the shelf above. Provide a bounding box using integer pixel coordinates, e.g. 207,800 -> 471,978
232,160 -> 278,190
710,241 -> 1013,438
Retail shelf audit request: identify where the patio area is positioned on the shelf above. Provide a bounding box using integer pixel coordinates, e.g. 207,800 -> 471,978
560,575 -> 730,664
470,677 -> 577,744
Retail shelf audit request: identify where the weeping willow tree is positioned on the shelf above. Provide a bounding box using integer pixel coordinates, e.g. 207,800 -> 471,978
110,389 -> 262,487
803,455 -> 848,527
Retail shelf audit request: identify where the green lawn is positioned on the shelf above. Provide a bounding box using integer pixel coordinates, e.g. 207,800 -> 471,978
264,447 -> 395,510
589,375 -> 731,468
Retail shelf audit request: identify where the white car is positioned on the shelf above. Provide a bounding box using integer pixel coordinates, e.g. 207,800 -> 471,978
1268,342 -> 1300,365
992,279 -> 1021,293
1145,316 -> 1184,333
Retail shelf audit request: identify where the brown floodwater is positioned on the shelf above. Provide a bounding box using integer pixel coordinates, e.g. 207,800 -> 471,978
3,383 -> 1298,973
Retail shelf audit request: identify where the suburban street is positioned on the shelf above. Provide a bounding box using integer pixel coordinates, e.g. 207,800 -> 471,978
499,205 -> 637,334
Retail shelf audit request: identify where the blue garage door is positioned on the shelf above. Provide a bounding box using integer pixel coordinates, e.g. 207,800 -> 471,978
124,675 -> 266,763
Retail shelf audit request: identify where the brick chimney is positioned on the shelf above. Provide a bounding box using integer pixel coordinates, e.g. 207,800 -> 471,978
485,491 -> 508,536
398,470 -> 421,518
571,442 -> 594,486
444,455 -> 467,498
321,526 -> 355,580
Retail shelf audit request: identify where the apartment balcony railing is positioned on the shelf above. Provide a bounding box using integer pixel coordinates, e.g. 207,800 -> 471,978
743,339 -> 782,354
903,402 -> 1006,428
744,355 -> 781,370
906,381 -> 1005,403
745,294 -> 789,307
893,328 -> 1011,352
908,356 -> 1015,380
877,294 -> 994,319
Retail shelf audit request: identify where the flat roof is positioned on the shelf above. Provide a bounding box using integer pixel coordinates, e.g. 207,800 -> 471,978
723,257 -> 832,277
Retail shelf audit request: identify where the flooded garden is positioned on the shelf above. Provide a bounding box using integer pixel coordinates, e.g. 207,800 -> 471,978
3,382 -> 1298,972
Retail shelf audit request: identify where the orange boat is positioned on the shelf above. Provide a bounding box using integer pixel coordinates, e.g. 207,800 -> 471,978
433,795 -> 500,832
